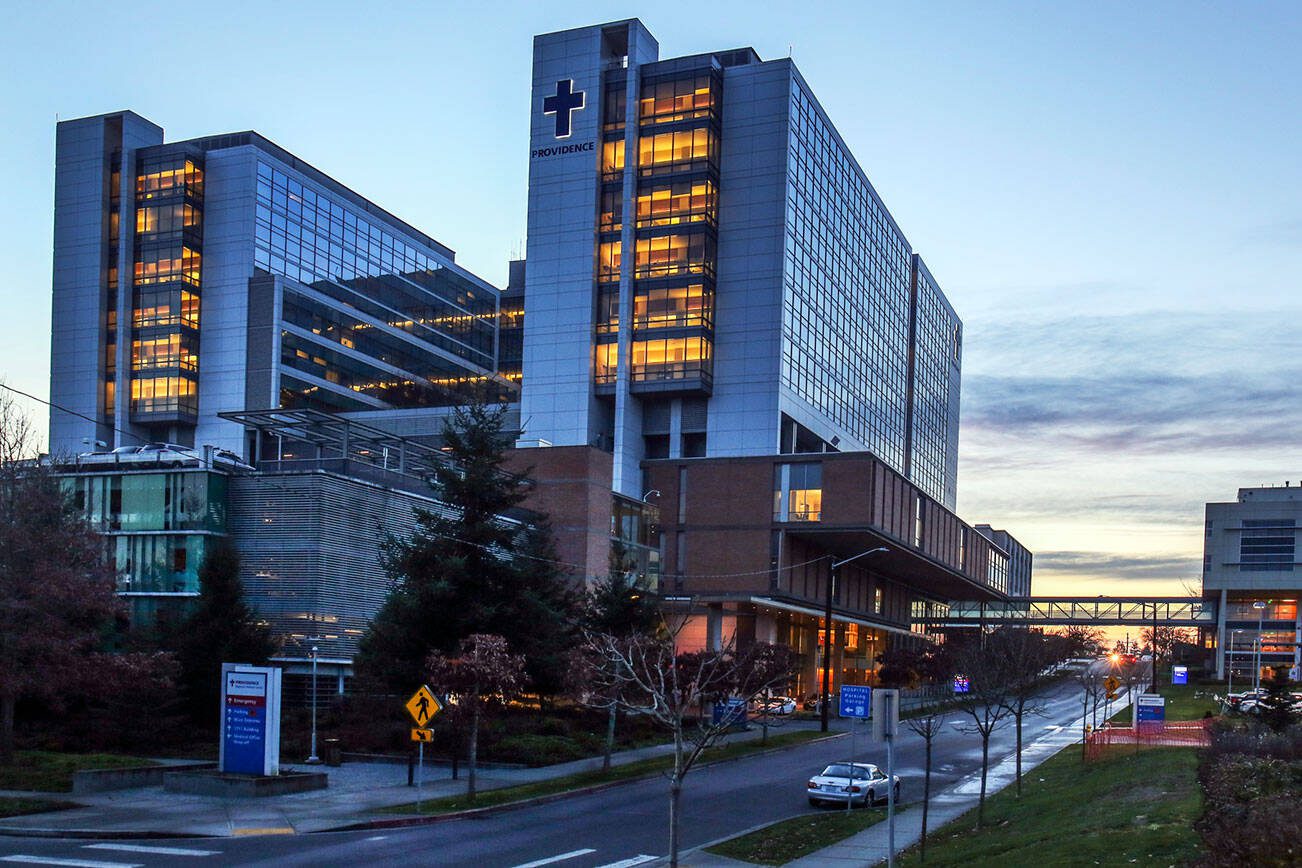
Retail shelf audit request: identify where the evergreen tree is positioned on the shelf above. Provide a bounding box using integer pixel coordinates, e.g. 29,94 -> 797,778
174,537 -> 278,721
357,401 -> 580,695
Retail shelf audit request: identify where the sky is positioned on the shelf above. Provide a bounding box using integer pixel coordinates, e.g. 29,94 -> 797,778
0,1 -> 1297,600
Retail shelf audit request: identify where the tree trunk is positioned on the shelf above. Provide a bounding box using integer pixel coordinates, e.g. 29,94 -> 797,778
0,690 -> 14,765
668,731 -> 684,867
602,703 -> 616,773
920,735 -> 932,861
1014,708 -> 1023,797
468,697 -> 480,801
977,732 -> 990,828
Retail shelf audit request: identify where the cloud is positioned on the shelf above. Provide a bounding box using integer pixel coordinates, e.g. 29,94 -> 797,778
959,308 -> 1302,455
1033,550 -> 1201,584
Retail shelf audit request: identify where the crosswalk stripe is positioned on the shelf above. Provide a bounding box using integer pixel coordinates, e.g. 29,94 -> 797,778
0,857 -> 142,868
84,844 -> 218,857
511,850 -> 597,868
594,857 -> 656,868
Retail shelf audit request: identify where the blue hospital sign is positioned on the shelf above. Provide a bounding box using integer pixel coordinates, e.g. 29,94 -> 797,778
219,664 -> 282,776
839,685 -> 872,718
543,79 -> 585,138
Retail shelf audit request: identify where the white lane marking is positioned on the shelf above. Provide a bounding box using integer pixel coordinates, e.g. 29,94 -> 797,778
365,836 -> 389,842
1,858 -> 142,868
594,857 -> 657,868
511,850 -> 597,868
85,844 -> 218,856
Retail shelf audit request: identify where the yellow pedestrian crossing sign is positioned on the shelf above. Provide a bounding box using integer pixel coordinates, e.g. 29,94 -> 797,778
406,685 -> 441,727
1105,675 -> 1121,700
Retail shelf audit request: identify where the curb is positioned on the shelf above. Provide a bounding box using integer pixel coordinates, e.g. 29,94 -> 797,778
0,827 -> 204,840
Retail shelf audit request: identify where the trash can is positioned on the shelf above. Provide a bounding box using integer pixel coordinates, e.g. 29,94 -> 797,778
324,738 -> 342,767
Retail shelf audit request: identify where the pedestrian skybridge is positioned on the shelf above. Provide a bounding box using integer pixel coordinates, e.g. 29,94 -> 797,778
920,597 -> 1217,629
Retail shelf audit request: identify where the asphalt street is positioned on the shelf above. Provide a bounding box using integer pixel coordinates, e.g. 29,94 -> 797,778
0,673 -> 1117,868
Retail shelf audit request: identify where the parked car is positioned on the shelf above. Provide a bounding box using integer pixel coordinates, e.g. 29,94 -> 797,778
1223,688 -> 1268,710
807,761 -> 900,808
750,695 -> 797,716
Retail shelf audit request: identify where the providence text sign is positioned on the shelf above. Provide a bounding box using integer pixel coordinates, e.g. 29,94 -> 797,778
220,663 -> 283,776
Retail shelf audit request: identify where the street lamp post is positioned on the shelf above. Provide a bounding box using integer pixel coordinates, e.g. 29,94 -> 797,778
1227,629 -> 1242,697
306,644 -> 321,764
820,547 -> 889,733
1252,601 -> 1268,693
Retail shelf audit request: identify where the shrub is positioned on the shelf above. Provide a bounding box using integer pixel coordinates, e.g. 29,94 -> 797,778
493,734 -> 594,766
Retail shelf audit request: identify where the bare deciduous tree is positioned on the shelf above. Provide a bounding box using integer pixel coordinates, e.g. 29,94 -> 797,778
993,628 -> 1055,797
580,622 -> 796,867
426,633 -> 526,801
951,636 -> 1014,826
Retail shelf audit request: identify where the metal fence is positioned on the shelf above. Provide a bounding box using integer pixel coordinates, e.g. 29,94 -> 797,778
1084,719 -> 1211,761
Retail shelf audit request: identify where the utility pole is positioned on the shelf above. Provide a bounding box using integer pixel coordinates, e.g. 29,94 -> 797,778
820,547 -> 889,732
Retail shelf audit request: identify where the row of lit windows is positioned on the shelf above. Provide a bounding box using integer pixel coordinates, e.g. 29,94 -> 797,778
136,161 -> 203,201
596,282 -> 713,333
132,289 -> 200,330
135,203 -> 200,235
639,74 -> 717,126
636,180 -> 717,228
638,128 -> 716,177
132,334 -> 198,372
134,247 -> 201,287
595,337 -> 713,384
129,375 -> 197,415
634,233 -> 715,280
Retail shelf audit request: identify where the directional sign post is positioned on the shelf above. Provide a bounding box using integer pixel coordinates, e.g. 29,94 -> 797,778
839,685 -> 872,719
1105,675 -> 1121,700
1136,694 -> 1166,732
405,685 -> 442,812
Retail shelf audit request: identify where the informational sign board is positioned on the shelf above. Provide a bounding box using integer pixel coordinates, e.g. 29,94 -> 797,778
1136,694 -> 1166,729
219,663 -> 282,776
953,675 -> 970,694
411,728 -> 433,742
1171,666 -> 1188,685
839,685 -> 872,718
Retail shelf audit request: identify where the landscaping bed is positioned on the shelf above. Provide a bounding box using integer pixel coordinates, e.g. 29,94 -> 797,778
705,806 -> 886,865
0,796 -> 80,818
0,751 -> 157,793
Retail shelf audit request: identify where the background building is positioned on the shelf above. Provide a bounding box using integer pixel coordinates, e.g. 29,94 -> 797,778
1204,484 -> 1301,682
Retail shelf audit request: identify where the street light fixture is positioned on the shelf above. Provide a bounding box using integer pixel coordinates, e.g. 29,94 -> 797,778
1252,600 -> 1268,693
820,546 -> 889,733
306,644 -> 321,764
1228,628 -> 1243,697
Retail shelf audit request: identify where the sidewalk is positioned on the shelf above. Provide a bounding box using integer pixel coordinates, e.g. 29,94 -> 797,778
0,719 -> 829,838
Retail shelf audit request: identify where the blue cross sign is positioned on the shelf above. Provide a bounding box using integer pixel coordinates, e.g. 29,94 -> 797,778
839,685 -> 872,719
543,79 -> 585,139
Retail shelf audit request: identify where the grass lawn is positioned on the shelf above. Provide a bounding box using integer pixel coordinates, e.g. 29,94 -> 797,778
1109,681 -> 1220,725
0,796 -> 80,818
0,751 -> 156,793
377,730 -> 829,815
706,807 -> 887,865
897,746 -> 1203,867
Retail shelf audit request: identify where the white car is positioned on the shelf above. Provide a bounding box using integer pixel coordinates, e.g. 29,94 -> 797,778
751,695 -> 797,716
807,761 -> 900,808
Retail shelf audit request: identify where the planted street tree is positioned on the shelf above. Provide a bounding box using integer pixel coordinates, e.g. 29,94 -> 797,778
1058,625 -> 1106,658
903,646 -> 956,861
426,633 -> 526,801
582,624 -> 796,867
951,636 -> 1013,826
581,544 -> 660,771
1076,668 -> 1107,761
0,392 -> 125,762
991,627 -> 1054,797
173,537 -> 278,722
357,401 -> 579,697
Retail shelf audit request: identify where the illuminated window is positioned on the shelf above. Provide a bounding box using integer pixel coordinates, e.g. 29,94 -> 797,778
601,140 -> 626,180
595,342 -> 619,384
632,283 -> 712,330
597,241 -> 622,282
136,203 -> 199,235
773,462 -> 822,522
638,128 -> 716,177
633,234 -> 714,279
136,160 -> 203,200
596,287 -> 619,334
635,180 -> 717,228
129,375 -> 198,416
134,246 -> 201,287
630,336 -> 711,382
131,334 -> 198,372
639,74 -> 717,126
599,189 -> 623,232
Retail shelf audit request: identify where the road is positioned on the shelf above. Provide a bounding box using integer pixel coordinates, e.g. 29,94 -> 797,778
0,671 -> 1124,868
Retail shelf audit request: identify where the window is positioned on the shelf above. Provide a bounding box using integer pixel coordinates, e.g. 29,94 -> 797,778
601,140 -> 626,180
639,73 -> 717,125
638,128 -> 716,177
597,240 -> 622,282
602,85 -> 627,132
635,180 -> 717,228
133,246 -> 201,287
129,375 -> 198,416
633,234 -> 714,279
914,497 -> 924,547
595,342 -> 618,384
630,336 -> 712,383
136,160 -> 203,200
773,462 -> 822,522
632,283 -> 712,330
596,286 -> 619,334
599,189 -> 623,232
1239,519 -> 1295,572
131,333 -> 198,372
